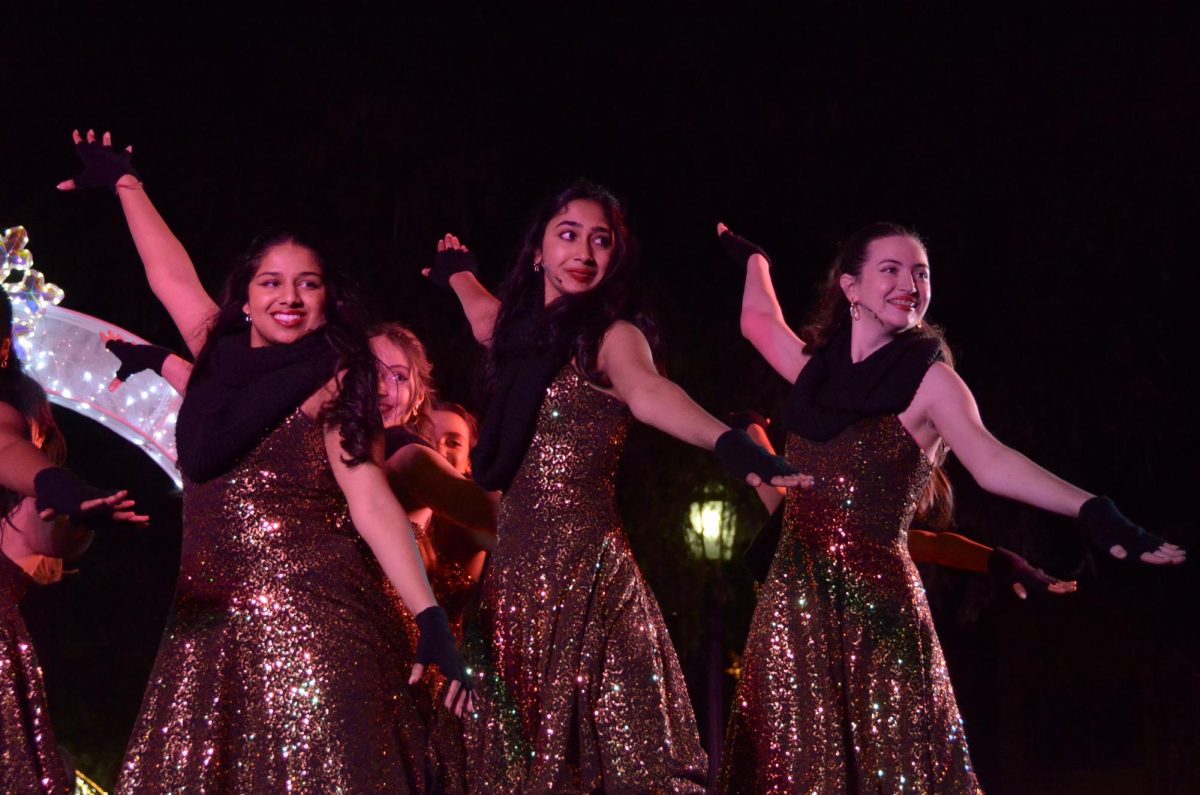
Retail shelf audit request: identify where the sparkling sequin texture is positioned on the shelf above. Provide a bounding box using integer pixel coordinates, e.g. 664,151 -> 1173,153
118,410 -> 427,793
0,552 -> 70,794
384,518 -> 479,795
721,415 -> 981,794
464,366 -> 707,792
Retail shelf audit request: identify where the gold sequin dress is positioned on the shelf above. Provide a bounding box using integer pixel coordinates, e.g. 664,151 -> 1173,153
721,415 -> 981,794
0,551 -> 70,794
464,366 -> 708,793
118,410 -> 428,793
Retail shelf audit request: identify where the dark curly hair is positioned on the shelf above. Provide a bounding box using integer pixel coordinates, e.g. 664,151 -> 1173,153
193,232 -> 381,465
800,222 -> 955,528
488,180 -> 658,387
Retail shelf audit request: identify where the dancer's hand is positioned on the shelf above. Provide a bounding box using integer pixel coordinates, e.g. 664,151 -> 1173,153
987,547 -> 1077,599
410,605 -> 475,716
102,331 -> 173,391
34,469 -> 150,526
716,222 -> 770,269
57,129 -> 140,192
1077,496 -> 1186,565
715,428 -> 814,489
422,233 -> 479,289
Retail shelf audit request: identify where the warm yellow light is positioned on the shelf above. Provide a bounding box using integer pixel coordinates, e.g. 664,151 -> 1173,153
688,499 -> 734,560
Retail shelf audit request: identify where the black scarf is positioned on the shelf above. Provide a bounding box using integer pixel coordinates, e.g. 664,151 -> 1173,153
470,311 -> 573,492
782,326 -> 943,442
176,329 -> 339,482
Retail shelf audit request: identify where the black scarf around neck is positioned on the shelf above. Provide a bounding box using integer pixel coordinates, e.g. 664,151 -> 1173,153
470,311 -> 574,492
782,326 -> 943,442
176,329 -> 338,482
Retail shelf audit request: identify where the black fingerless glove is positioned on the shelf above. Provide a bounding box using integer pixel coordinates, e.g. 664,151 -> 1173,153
427,248 -> 479,289
715,428 -> 798,483
34,467 -> 114,522
105,339 -> 172,381
719,228 -> 770,268
987,547 -> 1058,595
1077,496 -> 1169,559
414,606 -> 472,691
71,139 -> 140,191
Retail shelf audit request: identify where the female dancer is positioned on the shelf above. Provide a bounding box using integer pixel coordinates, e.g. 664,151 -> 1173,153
1,296 -> 145,794
715,222 -> 1184,793
428,182 -> 807,793
59,130 -> 469,793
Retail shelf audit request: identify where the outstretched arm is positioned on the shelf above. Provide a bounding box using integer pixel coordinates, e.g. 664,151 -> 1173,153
717,223 -> 810,382
384,443 -> 498,538
600,321 -> 810,489
918,363 -> 1183,564
423,234 -> 499,346
59,130 -> 217,356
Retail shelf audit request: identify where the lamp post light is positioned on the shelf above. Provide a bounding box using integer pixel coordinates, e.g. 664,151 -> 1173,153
687,495 -> 736,562
686,485 -> 738,789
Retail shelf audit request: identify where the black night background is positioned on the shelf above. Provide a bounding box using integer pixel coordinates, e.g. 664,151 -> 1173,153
4,6 -> 1198,792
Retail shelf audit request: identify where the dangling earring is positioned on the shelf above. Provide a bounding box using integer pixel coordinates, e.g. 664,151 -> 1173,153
533,261 -> 542,273
0,356 -> 8,369
849,302 -> 861,321
244,312 -> 251,323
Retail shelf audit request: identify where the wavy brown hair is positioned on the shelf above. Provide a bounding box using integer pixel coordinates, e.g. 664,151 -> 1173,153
801,222 -> 955,528
369,322 -> 437,441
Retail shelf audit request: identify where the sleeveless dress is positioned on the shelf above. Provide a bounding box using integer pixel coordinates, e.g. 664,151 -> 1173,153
118,409 -> 427,793
0,551 -> 71,794
463,366 -> 707,793
721,415 -> 981,794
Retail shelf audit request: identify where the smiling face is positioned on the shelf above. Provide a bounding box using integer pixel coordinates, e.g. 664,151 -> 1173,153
841,235 -> 931,335
369,335 -> 418,429
536,199 -> 615,305
430,408 -> 473,476
242,242 -> 328,347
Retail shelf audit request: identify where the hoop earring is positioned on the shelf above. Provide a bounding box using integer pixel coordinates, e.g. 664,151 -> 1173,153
244,312 -> 252,323
849,302 -> 861,321
533,262 -> 542,273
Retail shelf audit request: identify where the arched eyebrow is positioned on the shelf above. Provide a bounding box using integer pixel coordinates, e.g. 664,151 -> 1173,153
555,220 -> 612,234
877,258 -> 930,269
255,270 -> 324,278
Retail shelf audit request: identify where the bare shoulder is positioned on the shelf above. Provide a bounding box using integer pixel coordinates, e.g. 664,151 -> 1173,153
0,400 -> 29,436
601,319 -> 649,349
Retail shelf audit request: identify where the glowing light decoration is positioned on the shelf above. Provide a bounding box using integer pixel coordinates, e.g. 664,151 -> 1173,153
5,226 -> 183,487
3,226 -> 65,356
687,493 -> 736,561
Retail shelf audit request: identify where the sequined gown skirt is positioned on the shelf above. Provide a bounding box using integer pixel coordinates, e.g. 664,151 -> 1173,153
118,411 -> 427,794
721,415 -> 981,794
463,367 -> 707,793
1,554 -> 70,794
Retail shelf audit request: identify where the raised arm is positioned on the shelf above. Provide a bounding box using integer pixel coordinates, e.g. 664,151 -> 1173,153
916,362 -> 1184,564
423,234 -> 500,346
599,321 -> 810,489
717,224 -> 810,382
59,130 -> 217,356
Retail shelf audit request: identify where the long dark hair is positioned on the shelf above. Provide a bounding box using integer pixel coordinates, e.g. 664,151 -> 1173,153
194,232 -> 381,465
1,296 -> 66,522
801,222 -> 955,527
488,181 -> 658,386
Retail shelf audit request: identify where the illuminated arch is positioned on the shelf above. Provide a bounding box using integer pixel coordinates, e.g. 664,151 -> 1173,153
22,305 -> 183,487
